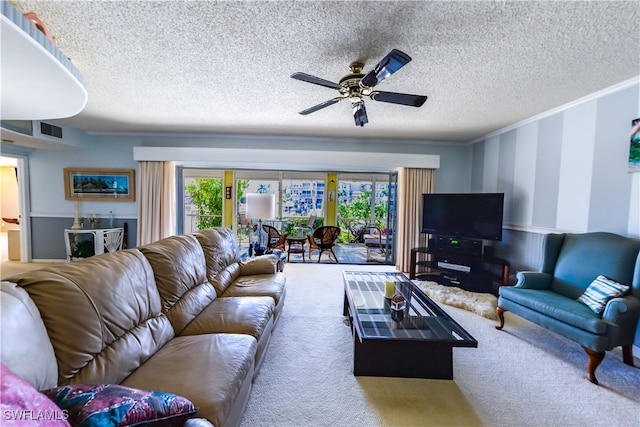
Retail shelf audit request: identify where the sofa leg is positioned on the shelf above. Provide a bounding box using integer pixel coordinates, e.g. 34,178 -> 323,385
622,345 -> 634,367
495,307 -> 506,330
583,347 -> 605,385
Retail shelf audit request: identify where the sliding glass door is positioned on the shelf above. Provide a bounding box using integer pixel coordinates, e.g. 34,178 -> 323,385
176,168 -> 396,264
180,169 -> 224,233
337,173 -> 395,263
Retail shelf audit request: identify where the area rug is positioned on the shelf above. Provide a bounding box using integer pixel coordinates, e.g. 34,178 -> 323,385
412,280 -> 498,320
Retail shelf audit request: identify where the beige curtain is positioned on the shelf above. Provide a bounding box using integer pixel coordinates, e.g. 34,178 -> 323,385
395,167 -> 435,273
136,161 -> 175,246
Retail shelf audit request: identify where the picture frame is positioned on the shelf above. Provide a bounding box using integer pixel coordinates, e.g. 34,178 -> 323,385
64,168 -> 135,201
630,118 -> 640,173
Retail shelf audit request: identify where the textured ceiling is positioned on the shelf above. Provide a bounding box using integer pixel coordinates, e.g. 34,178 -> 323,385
8,0 -> 640,143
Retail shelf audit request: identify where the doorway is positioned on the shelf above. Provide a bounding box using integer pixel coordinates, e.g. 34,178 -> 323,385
0,155 -> 28,262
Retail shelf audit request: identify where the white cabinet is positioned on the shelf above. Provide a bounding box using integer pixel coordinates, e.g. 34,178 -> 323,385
64,228 -> 124,261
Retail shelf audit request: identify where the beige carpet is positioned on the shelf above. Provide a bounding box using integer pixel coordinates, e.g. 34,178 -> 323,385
5,261 -> 639,425
240,264 -> 640,427
412,280 -> 498,320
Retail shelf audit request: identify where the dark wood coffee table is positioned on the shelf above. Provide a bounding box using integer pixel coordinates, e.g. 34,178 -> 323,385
343,271 -> 477,379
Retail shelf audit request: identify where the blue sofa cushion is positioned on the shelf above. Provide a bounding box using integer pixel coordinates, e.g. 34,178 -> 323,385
577,275 -> 629,315
499,287 -> 607,334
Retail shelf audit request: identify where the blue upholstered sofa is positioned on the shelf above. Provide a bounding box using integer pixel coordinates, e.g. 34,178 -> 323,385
496,232 -> 640,384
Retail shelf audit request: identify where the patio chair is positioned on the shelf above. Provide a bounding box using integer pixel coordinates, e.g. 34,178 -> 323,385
362,225 -> 384,262
237,212 -> 252,243
263,224 -> 287,251
308,226 -> 341,263
293,214 -> 317,236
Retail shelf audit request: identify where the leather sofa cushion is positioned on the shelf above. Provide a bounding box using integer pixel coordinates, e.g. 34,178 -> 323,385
121,334 -> 257,427
223,273 -> 287,322
194,228 -> 241,294
239,256 -> 278,275
181,296 -> 275,339
209,263 -> 241,297
12,250 -> 174,386
499,287 -> 607,334
1,281 -> 58,390
223,273 -> 286,303
139,234 -> 218,334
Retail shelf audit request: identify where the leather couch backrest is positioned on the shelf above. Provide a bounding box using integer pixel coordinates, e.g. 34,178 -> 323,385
194,228 -> 241,296
1,281 -> 58,390
139,234 -> 218,334
11,250 -> 174,386
548,232 -> 640,299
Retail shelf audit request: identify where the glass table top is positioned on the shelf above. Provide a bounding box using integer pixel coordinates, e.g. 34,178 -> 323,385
343,271 -> 477,345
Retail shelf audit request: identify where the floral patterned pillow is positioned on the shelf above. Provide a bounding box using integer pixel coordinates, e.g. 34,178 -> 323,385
42,383 -> 197,427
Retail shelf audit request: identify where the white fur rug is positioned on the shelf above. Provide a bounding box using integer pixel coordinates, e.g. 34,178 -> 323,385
412,280 -> 498,320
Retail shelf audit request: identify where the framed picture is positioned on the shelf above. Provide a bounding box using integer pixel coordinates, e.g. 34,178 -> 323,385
630,118 -> 640,173
64,168 -> 135,201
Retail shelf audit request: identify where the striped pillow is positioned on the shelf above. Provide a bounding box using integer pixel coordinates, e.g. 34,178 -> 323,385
577,275 -> 629,315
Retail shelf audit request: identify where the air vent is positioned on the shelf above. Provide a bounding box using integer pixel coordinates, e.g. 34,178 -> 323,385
40,122 -> 63,138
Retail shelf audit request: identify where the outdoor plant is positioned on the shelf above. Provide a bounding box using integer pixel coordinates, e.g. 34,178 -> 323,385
186,179 -> 249,231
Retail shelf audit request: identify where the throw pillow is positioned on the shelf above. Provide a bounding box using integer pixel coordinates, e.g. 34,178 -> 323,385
239,255 -> 277,275
0,362 -> 71,426
42,383 -> 197,427
577,275 -> 630,315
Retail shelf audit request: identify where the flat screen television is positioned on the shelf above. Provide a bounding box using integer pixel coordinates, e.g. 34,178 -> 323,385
421,193 -> 504,241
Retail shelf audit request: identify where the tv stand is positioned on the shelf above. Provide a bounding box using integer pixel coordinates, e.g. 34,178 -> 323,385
409,246 -> 510,294
431,236 -> 483,257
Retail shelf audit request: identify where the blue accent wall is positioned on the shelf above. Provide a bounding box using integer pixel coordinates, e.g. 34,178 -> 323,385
532,114 -> 563,228
589,89 -> 636,232
473,82 -> 639,236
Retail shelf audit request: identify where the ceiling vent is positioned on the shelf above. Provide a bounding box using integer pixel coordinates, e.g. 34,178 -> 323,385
40,122 -> 62,138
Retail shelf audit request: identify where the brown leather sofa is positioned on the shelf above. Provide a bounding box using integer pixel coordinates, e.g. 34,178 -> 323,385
1,227 -> 286,426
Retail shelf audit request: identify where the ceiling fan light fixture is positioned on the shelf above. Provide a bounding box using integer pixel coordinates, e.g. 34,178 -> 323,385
352,100 -> 368,127
290,49 -> 426,125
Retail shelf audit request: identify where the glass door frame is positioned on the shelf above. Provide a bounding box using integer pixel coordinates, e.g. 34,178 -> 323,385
176,167 -> 225,235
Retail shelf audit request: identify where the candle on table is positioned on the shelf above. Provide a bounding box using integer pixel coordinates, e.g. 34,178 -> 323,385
384,280 -> 395,299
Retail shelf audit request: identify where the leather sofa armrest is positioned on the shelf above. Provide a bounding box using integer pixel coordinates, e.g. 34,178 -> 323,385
239,255 -> 277,276
514,271 -> 553,290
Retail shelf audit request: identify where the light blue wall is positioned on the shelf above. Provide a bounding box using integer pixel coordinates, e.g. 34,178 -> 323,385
23,133 -> 470,259
29,140 -> 138,217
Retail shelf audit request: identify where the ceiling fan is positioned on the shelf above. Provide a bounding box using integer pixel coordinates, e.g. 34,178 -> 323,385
291,49 -> 428,127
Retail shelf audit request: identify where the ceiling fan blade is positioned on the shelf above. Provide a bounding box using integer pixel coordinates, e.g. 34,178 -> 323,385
360,49 -> 412,88
298,97 -> 343,115
370,91 -> 428,107
352,100 -> 368,127
291,72 -> 343,90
